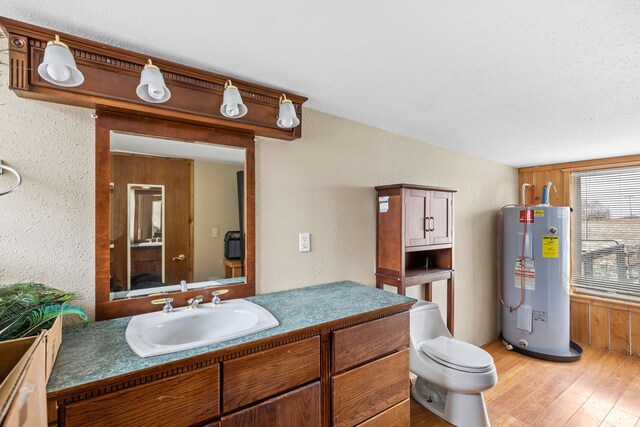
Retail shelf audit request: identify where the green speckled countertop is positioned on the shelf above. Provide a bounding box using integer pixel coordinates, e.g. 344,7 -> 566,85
47,281 -> 415,393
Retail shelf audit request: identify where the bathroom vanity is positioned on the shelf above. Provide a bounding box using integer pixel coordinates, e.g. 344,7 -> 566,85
46,282 -> 414,427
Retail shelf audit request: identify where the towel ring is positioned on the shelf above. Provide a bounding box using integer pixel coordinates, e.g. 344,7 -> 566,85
0,163 -> 22,196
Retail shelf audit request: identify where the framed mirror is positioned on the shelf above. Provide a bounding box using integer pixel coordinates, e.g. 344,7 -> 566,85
96,111 -> 255,320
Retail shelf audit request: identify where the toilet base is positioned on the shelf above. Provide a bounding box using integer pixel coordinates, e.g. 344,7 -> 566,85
411,377 -> 491,427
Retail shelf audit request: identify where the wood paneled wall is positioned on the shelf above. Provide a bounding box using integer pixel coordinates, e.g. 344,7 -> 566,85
518,153 -> 640,358
571,294 -> 640,356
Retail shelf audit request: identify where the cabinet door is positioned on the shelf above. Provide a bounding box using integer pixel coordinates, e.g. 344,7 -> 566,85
404,189 -> 428,247
221,381 -> 321,427
429,191 -> 453,245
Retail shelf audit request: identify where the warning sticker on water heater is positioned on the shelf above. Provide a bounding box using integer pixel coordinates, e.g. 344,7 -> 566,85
514,259 -> 535,290
542,236 -> 559,258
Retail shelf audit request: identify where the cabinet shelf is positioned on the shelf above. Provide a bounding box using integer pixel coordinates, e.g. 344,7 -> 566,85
404,268 -> 452,279
405,243 -> 452,252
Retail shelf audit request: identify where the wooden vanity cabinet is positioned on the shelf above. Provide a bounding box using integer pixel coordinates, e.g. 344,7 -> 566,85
47,307 -> 411,427
375,184 -> 456,334
331,312 -> 410,426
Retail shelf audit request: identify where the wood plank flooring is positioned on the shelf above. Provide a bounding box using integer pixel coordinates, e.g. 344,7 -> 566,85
411,341 -> 640,426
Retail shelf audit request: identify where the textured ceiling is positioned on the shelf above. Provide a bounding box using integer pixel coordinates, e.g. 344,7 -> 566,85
3,1 -> 640,167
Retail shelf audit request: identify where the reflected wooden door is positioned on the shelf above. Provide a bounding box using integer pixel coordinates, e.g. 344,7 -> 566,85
111,153 -> 193,288
163,158 -> 193,284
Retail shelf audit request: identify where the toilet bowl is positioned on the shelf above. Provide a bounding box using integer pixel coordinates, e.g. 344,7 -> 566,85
410,301 -> 497,427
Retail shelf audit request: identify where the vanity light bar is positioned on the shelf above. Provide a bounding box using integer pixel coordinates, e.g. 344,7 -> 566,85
36,39 -> 300,128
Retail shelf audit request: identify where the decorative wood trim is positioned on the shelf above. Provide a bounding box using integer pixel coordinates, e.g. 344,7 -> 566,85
519,153 -> 640,174
0,16 -> 307,141
328,303 -> 414,332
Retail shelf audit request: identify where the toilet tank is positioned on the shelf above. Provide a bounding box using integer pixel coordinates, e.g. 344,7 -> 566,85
410,301 -> 452,347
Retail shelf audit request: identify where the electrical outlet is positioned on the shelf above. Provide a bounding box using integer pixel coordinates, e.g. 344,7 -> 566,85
212,227 -> 219,238
299,233 -> 310,252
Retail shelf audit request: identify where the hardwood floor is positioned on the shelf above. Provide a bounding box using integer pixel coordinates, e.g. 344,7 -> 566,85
410,341 -> 640,426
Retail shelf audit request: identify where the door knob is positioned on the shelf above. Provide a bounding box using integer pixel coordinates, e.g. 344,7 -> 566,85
172,254 -> 186,261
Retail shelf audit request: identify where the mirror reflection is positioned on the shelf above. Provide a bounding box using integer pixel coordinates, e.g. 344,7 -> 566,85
109,131 -> 246,300
128,184 -> 165,288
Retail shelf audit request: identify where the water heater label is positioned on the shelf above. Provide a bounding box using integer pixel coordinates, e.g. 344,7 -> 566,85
533,310 -> 548,322
519,210 -> 534,223
515,260 -> 535,290
534,209 -> 545,217
542,236 -> 559,258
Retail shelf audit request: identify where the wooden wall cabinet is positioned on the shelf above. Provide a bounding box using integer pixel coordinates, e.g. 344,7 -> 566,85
375,184 -> 456,334
48,309 -> 411,427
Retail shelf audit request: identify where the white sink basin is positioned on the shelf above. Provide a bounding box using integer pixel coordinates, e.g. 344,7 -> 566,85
125,299 -> 279,357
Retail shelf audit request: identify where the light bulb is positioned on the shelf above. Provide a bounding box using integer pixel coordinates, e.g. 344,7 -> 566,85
281,118 -> 294,128
46,63 -> 71,82
225,104 -> 240,117
147,84 -> 165,100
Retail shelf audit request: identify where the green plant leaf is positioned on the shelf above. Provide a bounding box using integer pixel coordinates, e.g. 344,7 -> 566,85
0,282 -> 88,341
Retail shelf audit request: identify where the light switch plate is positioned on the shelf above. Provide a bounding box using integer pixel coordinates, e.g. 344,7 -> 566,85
299,233 -> 310,252
212,227 -> 219,238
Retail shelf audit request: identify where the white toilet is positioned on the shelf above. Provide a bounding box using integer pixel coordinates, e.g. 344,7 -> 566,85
410,301 -> 497,427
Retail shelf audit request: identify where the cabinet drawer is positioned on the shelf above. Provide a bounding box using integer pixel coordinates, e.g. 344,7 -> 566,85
332,312 -> 409,374
65,364 -> 219,427
130,246 -> 160,262
221,381 -> 321,427
223,336 -> 320,413
332,349 -> 409,427
357,398 -> 410,426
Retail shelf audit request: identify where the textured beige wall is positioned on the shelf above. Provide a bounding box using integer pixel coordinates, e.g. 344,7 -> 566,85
0,39 -> 96,318
256,109 -> 517,345
193,161 -> 243,281
0,37 -> 517,343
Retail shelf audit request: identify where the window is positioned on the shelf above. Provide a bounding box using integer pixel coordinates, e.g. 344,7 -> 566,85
571,166 -> 640,300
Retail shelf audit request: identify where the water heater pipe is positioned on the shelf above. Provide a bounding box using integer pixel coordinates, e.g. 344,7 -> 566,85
497,205 -> 528,312
521,183 -> 531,205
541,181 -> 556,205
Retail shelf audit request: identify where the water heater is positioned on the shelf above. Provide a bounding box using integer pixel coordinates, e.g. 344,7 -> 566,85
500,205 -> 582,362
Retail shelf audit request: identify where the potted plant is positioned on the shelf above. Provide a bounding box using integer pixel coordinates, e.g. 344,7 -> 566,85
0,282 -> 88,341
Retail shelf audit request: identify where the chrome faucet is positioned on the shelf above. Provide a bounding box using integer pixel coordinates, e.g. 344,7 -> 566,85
188,295 -> 204,309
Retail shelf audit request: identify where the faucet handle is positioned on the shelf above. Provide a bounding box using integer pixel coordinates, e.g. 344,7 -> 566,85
211,289 -> 229,306
151,298 -> 174,314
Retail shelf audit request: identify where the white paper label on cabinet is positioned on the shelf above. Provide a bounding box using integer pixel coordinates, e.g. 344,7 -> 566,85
379,196 -> 389,213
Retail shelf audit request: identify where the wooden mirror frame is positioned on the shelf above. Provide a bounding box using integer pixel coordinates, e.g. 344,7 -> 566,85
95,111 -> 256,320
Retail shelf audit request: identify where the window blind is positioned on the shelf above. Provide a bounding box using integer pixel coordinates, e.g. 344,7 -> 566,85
571,166 -> 640,300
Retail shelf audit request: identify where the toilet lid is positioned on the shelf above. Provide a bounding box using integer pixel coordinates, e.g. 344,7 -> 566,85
420,336 -> 494,373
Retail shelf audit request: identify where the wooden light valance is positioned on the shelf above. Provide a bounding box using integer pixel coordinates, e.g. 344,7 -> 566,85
0,16 -> 307,140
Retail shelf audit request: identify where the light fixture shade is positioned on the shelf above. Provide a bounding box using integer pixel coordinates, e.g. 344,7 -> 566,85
136,61 -> 171,104
220,81 -> 248,118
37,38 -> 84,87
276,97 -> 300,129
